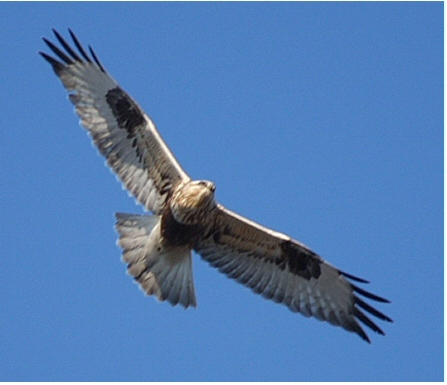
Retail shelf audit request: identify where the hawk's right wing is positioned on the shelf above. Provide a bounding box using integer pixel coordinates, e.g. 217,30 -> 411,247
40,29 -> 190,214
195,204 -> 392,343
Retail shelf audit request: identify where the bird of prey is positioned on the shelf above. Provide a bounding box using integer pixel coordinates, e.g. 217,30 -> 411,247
40,29 -> 392,343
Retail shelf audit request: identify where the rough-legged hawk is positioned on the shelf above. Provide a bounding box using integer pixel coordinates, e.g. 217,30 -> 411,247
40,29 -> 392,343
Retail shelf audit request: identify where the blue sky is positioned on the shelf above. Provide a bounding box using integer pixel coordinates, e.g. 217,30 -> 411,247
0,2 -> 442,381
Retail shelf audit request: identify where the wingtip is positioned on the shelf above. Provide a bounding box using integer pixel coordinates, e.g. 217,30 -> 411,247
340,270 -> 370,284
355,325 -> 371,344
52,27 -> 60,37
88,44 -> 106,72
39,50 -> 64,73
352,283 -> 391,303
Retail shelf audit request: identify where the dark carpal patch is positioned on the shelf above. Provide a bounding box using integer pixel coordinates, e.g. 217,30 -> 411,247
280,240 -> 321,280
106,87 -> 145,134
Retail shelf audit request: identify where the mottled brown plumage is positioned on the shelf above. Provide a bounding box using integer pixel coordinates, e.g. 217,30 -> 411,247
41,29 -> 392,343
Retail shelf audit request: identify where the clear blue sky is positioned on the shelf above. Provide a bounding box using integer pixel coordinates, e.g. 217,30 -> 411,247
0,2 -> 442,381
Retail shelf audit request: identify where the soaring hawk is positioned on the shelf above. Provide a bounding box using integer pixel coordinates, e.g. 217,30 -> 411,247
40,29 -> 392,343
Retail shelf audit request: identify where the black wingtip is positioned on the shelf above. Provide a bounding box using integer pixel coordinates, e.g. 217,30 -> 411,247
360,331 -> 372,344
354,308 -> 386,337
350,321 -> 371,343
42,36 -> 74,65
68,28 -> 93,63
39,50 -> 65,74
352,283 -> 390,303
40,28 -> 106,73
53,28 -> 82,62
355,296 -> 393,323
340,270 -> 370,284
39,50 -> 56,64
339,270 -> 392,342
88,44 -> 105,72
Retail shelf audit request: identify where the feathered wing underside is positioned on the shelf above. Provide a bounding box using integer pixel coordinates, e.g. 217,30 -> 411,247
196,205 -> 392,343
115,213 -> 197,308
40,29 -> 189,214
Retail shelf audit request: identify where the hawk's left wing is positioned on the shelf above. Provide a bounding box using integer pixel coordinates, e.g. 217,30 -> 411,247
195,204 -> 392,343
40,29 -> 190,214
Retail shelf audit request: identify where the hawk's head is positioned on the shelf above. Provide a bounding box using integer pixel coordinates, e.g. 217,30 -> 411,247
170,180 -> 216,225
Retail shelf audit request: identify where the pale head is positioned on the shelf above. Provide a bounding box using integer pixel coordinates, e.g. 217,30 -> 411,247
170,180 -> 217,225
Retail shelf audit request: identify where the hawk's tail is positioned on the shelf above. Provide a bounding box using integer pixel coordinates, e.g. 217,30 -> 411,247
115,213 -> 197,308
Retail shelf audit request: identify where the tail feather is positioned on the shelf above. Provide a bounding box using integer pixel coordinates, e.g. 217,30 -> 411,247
115,213 -> 197,308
